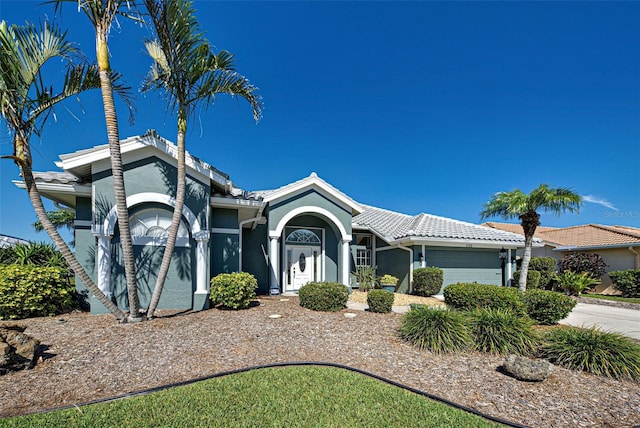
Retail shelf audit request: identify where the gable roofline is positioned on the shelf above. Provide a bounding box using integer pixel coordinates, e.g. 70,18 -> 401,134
55,130 -> 234,192
256,172 -> 363,216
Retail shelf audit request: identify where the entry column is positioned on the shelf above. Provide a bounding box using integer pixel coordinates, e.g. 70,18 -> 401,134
342,238 -> 351,286
269,235 -> 280,294
92,226 -> 113,298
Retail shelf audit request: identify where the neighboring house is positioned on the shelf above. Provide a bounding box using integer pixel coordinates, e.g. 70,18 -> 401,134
15,131 -> 530,314
0,234 -> 29,249
483,222 -> 640,293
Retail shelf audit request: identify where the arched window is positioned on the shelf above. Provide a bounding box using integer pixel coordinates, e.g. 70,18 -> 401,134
129,207 -> 190,246
285,229 -> 321,244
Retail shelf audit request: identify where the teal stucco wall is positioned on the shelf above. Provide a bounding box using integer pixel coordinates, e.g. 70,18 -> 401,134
86,156 -> 209,313
425,247 -> 503,290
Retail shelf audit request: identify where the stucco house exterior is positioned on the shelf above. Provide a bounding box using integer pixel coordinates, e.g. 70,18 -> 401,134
483,222 -> 640,293
17,131 -> 531,314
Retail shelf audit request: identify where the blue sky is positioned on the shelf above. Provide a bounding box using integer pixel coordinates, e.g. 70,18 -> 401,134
1,1 -> 639,243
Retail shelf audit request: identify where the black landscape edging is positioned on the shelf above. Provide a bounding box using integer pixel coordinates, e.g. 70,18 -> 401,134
13,361 -> 529,428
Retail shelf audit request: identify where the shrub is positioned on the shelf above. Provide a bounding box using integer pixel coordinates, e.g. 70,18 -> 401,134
540,326 -> 640,381
523,289 -> 576,324
553,270 -> 599,296
443,283 -> 526,317
609,270 -> 640,298
0,265 -> 77,320
558,252 -> 607,279
0,242 -> 69,272
299,282 -> 349,312
467,308 -> 539,355
398,306 -> 470,354
352,265 -> 377,292
210,272 -> 257,309
367,289 -> 394,313
528,257 -> 557,289
378,274 -> 398,287
512,270 -> 541,289
413,267 -> 443,296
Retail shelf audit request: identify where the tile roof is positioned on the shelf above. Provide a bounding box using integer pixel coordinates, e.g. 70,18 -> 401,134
541,224 -> 640,247
32,171 -> 85,185
482,222 -> 640,247
354,205 -> 528,245
0,234 -> 29,248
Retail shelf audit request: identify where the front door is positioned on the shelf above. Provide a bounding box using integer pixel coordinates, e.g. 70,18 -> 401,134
286,246 -> 315,292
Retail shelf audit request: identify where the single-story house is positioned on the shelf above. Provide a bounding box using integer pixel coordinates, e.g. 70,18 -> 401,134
483,222 -> 640,293
16,131 -> 532,314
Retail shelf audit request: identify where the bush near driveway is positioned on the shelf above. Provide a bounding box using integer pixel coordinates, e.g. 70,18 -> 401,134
540,326 -> 640,381
443,282 -> 527,317
523,289 -> 576,325
609,269 -> 640,298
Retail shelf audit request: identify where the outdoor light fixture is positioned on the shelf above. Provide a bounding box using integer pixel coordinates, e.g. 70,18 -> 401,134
499,248 -> 507,286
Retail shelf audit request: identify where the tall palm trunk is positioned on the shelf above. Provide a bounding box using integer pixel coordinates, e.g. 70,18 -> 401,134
15,134 -> 126,320
146,109 -> 187,318
518,211 -> 540,292
96,30 -> 140,320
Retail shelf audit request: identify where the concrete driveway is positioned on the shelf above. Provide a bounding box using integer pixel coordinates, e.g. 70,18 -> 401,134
560,303 -> 640,340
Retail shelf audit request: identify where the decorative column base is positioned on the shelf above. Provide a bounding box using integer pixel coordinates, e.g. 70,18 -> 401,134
193,291 -> 210,310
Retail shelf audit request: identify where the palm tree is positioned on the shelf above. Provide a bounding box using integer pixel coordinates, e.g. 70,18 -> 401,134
33,209 -> 75,232
480,184 -> 582,291
0,19 -> 126,320
142,0 -> 262,319
52,0 -> 142,321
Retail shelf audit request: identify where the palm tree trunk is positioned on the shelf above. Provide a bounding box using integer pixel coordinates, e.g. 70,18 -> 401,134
146,111 -> 187,319
97,32 -> 140,321
518,211 -> 540,292
16,137 -> 126,321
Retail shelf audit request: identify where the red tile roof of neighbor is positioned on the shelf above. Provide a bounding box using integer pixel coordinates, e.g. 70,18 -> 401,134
481,222 -> 640,247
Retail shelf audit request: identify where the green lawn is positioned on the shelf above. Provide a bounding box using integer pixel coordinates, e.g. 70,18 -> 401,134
582,293 -> 640,305
0,366 -> 502,428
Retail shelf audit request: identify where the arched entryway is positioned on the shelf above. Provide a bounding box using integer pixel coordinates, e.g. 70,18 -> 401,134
268,206 -> 352,293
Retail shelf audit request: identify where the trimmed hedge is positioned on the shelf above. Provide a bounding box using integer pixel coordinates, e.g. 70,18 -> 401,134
367,289 -> 394,313
0,265 -> 77,320
523,289 -> 576,325
512,270 -> 541,289
609,269 -> 640,298
413,267 -> 443,296
529,257 -> 556,289
210,272 -> 258,309
299,282 -> 349,312
443,282 -> 526,317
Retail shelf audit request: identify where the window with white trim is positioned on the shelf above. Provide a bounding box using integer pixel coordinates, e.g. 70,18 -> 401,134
129,207 -> 190,246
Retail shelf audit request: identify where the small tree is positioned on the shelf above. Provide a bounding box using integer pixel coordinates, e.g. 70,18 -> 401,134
559,252 -> 607,280
480,184 -> 582,291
